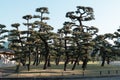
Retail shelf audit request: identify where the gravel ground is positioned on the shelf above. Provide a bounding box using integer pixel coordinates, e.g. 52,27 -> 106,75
0,76 -> 120,80
83,77 -> 120,80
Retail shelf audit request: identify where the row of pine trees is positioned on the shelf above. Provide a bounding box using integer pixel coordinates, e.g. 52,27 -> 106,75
0,6 -> 120,72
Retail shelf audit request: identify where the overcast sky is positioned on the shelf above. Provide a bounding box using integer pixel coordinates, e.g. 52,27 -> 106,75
0,0 -> 120,34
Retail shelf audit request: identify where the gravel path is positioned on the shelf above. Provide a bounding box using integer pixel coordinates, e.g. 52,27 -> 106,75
0,76 -> 120,80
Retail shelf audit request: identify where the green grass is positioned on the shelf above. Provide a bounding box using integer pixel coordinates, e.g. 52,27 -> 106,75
1,61 -> 120,72
0,61 -> 120,77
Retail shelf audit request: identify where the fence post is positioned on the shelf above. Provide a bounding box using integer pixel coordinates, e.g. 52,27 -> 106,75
61,72 -> 63,76
17,72 -> 19,78
0,72 -> 2,78
100,71 -> 102,76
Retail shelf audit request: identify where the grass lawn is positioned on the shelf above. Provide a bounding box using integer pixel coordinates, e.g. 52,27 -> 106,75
0,61 -> 120,78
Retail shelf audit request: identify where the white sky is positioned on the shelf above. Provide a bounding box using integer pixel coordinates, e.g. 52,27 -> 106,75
0,0 -> 120,34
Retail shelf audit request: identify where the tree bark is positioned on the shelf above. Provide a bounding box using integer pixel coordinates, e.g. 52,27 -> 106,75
47,55 -> 51,67
64,56 -> 69,71
55,56 -> 60,65
38,35 -> 49,69
27,49 -> 31,71
72,57 -> 78,70
82,57 -> 88,70
43,42 -> 49,69
107,57 -> 110,65
101,56 -> 106,67
43,55 -> 48,69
